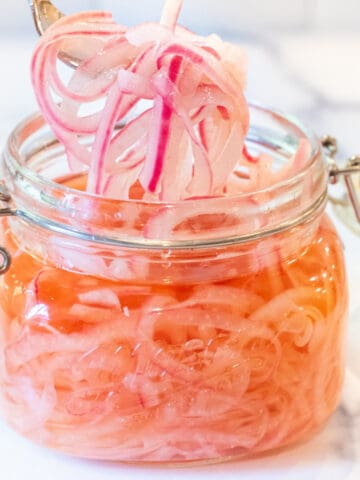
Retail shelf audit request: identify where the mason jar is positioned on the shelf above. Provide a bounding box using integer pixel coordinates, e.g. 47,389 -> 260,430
0,104 -> 348,464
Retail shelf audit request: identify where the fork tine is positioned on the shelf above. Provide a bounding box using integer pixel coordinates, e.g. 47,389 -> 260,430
29,0 -> 64,36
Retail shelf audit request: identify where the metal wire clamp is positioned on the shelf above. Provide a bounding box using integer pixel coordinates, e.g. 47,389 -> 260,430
322,135 -> 360,223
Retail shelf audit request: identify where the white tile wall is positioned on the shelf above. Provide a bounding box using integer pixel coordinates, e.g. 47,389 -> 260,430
2,0 -> 360,34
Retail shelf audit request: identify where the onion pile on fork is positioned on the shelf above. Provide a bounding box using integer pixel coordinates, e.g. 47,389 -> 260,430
32,0 -> 308,202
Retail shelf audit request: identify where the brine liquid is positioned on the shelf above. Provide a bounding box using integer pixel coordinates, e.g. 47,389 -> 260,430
0,215 -> 347,463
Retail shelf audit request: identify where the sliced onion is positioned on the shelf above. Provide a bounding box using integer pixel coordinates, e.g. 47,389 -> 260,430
31,4 -> 251,201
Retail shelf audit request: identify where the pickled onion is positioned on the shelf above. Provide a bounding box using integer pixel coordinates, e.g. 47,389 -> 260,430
0,216 -> 347,460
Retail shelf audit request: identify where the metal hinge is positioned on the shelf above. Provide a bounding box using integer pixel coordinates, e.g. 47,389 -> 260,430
322,135 -> 360,224
0,183 -> 14,274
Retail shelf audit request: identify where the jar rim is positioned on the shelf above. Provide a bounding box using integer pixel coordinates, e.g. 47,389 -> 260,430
2,103 -> 328,250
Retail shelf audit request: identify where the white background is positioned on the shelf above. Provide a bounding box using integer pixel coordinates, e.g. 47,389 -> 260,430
3,0 -> 360,34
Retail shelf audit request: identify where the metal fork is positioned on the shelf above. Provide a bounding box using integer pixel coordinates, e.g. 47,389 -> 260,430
28,0 -> 63,35
28,0 -> 82,67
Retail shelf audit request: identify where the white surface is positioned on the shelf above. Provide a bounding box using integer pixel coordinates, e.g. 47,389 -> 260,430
1,26 -> 360,480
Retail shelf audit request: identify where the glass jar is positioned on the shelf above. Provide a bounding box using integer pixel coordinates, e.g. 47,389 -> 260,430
0,105 -> 348,464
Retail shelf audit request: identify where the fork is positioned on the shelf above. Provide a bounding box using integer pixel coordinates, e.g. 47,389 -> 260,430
28,0 -> 64,35
28,0 -> 83,67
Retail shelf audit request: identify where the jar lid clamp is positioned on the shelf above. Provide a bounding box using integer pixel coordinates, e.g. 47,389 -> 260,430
0,184 -> 14,274
322,135 -> 360,223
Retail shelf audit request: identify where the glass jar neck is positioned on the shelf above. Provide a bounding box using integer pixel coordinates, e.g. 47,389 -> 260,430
2,104 -> 327,251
